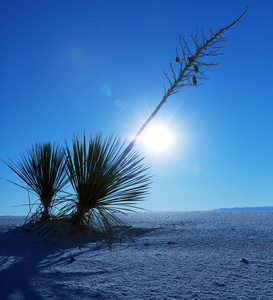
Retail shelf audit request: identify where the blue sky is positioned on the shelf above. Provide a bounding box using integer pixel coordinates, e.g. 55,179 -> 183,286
1,0 -> 273,215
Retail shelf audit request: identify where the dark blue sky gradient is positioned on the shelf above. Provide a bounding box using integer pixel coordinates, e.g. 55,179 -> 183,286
1,0 -> 273,215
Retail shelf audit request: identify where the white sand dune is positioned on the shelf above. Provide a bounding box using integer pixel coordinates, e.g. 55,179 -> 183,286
0,211 -> 273,299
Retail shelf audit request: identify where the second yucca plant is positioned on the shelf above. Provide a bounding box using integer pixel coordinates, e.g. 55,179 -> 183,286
63,133 -> 151,237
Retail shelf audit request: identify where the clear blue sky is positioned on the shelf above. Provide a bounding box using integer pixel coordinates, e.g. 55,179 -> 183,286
1,0 -> 273,215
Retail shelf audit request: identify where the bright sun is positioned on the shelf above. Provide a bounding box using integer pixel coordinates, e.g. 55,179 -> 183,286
139,123 -> 175,154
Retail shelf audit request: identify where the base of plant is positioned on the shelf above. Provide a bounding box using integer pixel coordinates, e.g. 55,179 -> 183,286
13,216 -> 135,244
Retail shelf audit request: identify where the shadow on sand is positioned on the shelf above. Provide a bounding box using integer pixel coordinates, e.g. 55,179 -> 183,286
0,220 -> 154,299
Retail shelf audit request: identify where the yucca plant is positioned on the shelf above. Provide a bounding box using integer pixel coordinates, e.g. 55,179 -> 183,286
4,142 -> 68,221
63,133 -> 151,238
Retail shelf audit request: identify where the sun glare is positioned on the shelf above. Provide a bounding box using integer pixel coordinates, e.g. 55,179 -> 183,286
139,123 -> 175,154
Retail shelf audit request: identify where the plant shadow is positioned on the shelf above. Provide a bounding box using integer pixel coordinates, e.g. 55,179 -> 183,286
0,221 -> 154,299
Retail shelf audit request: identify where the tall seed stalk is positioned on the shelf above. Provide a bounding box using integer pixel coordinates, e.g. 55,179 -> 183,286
121,7 -> 248,159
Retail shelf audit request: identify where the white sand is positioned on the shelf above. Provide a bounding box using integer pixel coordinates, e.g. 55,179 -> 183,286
0,211 -> 273,299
